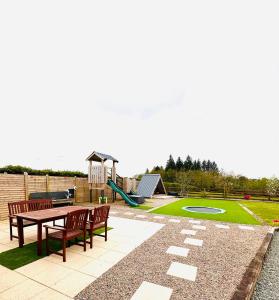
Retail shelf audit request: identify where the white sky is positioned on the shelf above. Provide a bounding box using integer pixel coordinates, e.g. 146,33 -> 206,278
0,1 -> 278,179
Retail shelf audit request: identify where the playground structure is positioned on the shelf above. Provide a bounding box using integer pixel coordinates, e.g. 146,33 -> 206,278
86,151 -> 138,206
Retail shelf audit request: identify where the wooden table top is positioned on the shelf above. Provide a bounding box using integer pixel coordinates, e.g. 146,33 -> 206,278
15,206 -> 94,221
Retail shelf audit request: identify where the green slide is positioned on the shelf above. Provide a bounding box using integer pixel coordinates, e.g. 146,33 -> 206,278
107,179 -> 139,207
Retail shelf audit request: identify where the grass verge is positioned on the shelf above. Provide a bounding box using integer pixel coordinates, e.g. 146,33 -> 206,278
133,205 -> 153,210
241,201 -> 279,226
0,227 -> 112,270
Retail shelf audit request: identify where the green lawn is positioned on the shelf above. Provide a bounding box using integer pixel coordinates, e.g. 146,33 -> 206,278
151,198 -> 260,225
133,205 -> 153,211
241,201 -> 279,226
0,227 -> 112,270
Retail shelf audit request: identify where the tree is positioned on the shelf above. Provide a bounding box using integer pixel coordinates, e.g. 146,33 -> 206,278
202,160 -> 207,171
211,161 -> 219,172
176,171 -> 193,197
166,155 -> 176,170
153,166 -> 161,171
266,177 -> 279,200
145,168 -> 150,174
184,155 -> 193,170
176,157 -> 184,170
196,159 -> 202,171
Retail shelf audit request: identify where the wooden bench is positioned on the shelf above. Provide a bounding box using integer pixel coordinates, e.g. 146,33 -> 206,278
8,199 -> 53,240
29,191 -> 74,206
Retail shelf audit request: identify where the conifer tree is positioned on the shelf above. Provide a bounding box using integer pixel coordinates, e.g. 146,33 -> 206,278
202,160 -> 207,171
165,155 -> 176,170
184,155 -> 193,170
176,156 -> 184,170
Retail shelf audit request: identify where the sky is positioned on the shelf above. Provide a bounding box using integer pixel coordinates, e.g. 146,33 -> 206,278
0,1 -> 278,179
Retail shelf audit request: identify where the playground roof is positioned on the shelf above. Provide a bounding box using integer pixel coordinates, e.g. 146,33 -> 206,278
137,174 -> 166,198
86,151 -> 119,163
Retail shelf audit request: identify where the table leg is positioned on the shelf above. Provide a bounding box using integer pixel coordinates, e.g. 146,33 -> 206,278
37,222 -> 42,256
17,216 -> 24,248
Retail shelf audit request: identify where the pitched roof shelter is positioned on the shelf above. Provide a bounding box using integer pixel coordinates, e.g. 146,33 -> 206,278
137,174 -> 166,198
86,151 -> 119,163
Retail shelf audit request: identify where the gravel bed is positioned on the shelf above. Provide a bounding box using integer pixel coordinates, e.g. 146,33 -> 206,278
75,207 -> 268,300
252,230 -> 279,300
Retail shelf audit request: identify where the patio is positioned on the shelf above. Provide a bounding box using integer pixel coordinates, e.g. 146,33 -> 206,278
0,205 -> 270,299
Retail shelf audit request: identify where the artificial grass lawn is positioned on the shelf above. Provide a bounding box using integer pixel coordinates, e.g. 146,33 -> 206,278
151,198 -> 260,225
0,227 -> 112,270
133,205 -> 153,211
241,201 -> 279,226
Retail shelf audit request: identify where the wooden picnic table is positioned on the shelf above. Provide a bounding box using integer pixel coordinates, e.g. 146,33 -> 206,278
15,206 -> 94,256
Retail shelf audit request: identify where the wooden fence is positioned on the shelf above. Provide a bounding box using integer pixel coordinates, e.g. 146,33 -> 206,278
0,173 -> 89,220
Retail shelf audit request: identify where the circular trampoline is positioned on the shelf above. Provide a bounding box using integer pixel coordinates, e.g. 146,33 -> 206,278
182,206 -> 225,214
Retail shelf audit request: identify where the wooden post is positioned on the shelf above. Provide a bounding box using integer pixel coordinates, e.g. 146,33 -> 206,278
24,172 -> 29,200
46,174 -> 49,192
88,161 -> 92,183
74,176 -> 77,203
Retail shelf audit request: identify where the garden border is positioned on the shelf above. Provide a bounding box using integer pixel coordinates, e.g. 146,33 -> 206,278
231,228 -> 276,300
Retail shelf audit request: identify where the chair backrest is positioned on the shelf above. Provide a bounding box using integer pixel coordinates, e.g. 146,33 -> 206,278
66,209 -> 89,231
28,199 -> 53,211
92,205 -> 110,225
8,201 -> 28,216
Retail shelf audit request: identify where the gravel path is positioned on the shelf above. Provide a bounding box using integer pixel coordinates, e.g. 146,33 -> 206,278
75,206 -> 269,300
252,230 -> 279,300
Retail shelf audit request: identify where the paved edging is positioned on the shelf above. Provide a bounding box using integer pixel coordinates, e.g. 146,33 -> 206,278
231,229 -> 275,300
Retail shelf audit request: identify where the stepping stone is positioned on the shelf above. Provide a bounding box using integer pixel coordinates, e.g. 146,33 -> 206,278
169,219 -> 180,223
180,229 -> 197,236
184,237 -> 203,247
153,216 -> 165,219
166,246 -> 189,257
239,225 -> 255,231
167,262 -> 197,281
215,224 -> 230,229
189,220 -> 201,224
124,212 -> 134,215
131,281 -> 173,300
110,211 -> 118,215
192,225 -> 206,230
135,215 -> 147,218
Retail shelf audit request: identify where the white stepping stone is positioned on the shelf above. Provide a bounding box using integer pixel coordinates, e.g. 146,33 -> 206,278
189,220 -> 201,224
135,215 -> 147,218
166,246 -> 189,257
184,237 -> 203,247
239,225 -> 255,231
131,281 -> 173,300
169,219 -> 180,223
215,224 -> 230,229
192,225 -> 206,230
124,212 -> 134,215
110,211 -> 118,215
153,216 -> 165,219
180,229 -> 197,236
167,262 -> 197,282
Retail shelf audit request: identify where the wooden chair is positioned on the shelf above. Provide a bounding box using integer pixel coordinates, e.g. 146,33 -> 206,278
86,205 -> 110,248
8,199 -> 53,240
8,201 -> 34,240
28,199 -> 53,211
44,209 -> 89,262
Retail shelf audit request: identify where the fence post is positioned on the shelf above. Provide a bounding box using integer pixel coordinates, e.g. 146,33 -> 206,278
46,174 -> 49,192
24,172 -> 29,200
74,176 -> 77,202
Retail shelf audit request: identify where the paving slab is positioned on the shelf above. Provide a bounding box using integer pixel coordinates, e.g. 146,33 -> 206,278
166,246 -> 189,257
131,281 -> 173,300
167,262 -> 197,281
184,237 -> 203,247
180,229 -> 197,236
